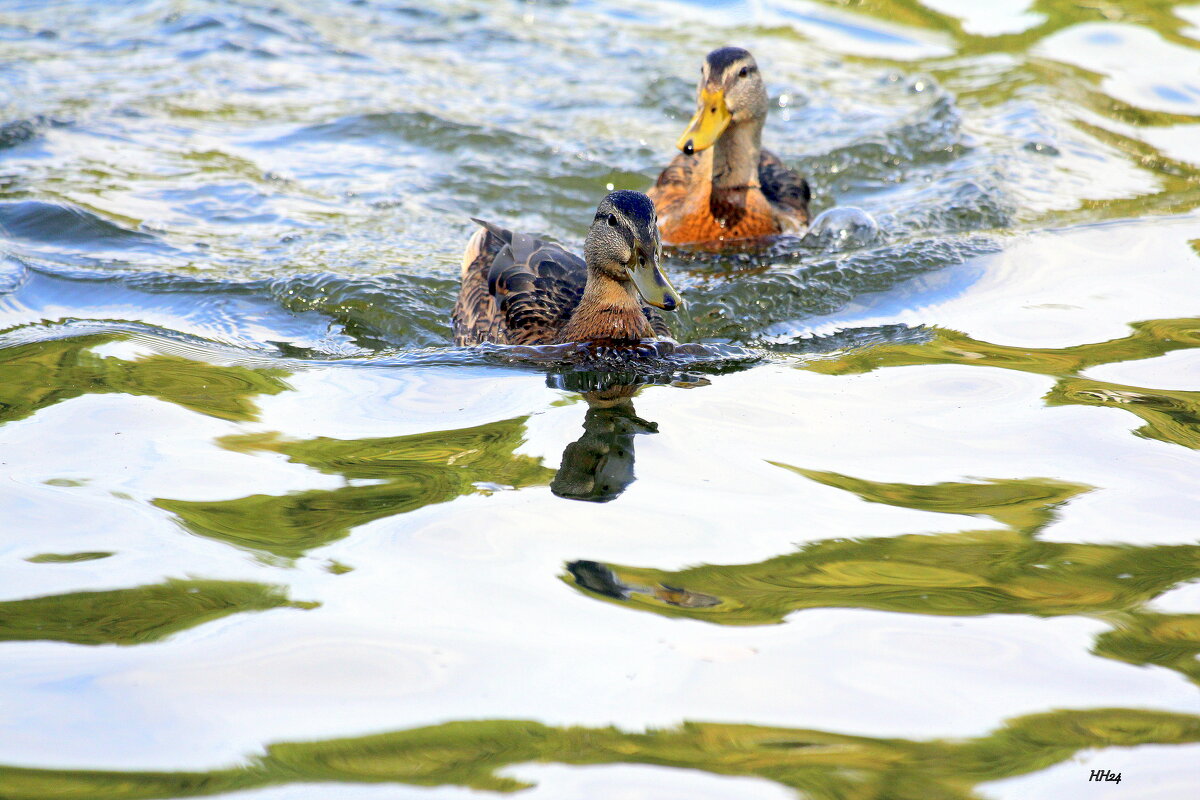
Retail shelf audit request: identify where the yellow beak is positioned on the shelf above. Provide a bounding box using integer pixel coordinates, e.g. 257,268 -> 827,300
627,245 -> 681,312
676,88 -> 731,155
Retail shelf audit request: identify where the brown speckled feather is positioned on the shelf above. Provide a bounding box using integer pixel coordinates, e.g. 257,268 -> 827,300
649,149 -> 810,244
648,150 -> 703,222
452,221 -> 669,345
452,226 -> 504,345
759,149 -> 811,222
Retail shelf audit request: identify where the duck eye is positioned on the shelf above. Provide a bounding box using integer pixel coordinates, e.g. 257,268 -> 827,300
607,214 -> 618,227
739,66 -> 749,78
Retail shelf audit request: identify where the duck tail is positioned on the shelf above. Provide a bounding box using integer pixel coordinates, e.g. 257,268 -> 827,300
470,218 -> 513,247
460,219 -> 508,281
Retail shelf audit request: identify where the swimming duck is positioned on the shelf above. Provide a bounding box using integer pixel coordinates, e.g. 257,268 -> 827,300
649,47 -> 811,245
453,191 -> 681,346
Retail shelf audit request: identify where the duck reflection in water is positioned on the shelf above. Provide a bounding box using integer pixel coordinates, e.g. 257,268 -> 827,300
547,370 -> 708,503
551,384 -> 657,503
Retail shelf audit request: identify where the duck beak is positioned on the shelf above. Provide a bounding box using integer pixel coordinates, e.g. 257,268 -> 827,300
676,87 -> 731,155
627,244 -> 681,312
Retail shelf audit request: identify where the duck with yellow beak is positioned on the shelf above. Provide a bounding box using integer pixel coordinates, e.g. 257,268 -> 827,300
453,191 -> 681,346
649,47 -> 811,246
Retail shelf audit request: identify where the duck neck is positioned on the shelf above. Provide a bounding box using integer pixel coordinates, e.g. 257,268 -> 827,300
711,115 -> 763,190
558,266 -> 650,343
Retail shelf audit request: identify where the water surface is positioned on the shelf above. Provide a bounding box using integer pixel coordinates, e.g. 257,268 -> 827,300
3,1 -> 1200,797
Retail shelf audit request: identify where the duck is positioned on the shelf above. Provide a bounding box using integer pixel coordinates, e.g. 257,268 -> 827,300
649,47 -> 811,246
453,190 -> 681,346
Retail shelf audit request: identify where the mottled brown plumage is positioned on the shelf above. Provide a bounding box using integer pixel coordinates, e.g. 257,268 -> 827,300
651,147 -> 810,243
452,192 -> 678,346
650,47 -> 810,246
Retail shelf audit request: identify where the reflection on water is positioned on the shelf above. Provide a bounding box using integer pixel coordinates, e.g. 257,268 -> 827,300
803,318 -> 1200,451
568,532 -> 1200,685
777,467 -> 1089,533
157,417 -> 555,558
1097,613 -> 1200,688
155,372 -> 695,552
803,318 -> 1200,378
551,388 -> 659,503
566,467 -> 1200,686
1049,376 -> 1200,451
3,707 -> 1198,800
0,333 -> 290,424
0,579 -> 311,646
4,0 -> 1200,795
552,408 -> 650,504
25,551 -> 113,563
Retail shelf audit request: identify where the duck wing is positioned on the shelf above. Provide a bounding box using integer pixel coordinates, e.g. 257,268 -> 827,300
454,220 -> 671,345
453,223 -> 501,345
758,149 -> 811,226
648,151 -> 701,219
480,220 -> 587,345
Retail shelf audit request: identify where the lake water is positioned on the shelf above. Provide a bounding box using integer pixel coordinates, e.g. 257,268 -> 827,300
3,1 -> 1200,798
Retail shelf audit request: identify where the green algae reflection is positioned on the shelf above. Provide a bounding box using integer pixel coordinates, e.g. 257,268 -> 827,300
0,333 -> 290,424
0,333 -> 555,557
25,551 -> 113,563
2,707 -> 1198,800
779,468 -> 1089,534
803,317 -> 1200,452
827,0 -> 1200,54
1096,612 -> 1200,686
566,469 -> 1200,687
156,418 -> 554,558
1049,376 -> 1200,450
568,529 -> 1200,625
803,317 -> 1200,379
0,579 -> 313,646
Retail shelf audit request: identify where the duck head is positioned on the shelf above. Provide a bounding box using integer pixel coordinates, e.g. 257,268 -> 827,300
677,47 -> 768,156
583,190 -> 681,311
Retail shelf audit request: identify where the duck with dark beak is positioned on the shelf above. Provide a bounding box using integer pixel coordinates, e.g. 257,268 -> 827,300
626,240 -> 676,313
453,191 -> 681,346
649,47 -> 811,246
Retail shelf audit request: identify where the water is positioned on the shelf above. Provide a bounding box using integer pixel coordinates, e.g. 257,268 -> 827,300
2,0 -> 1200,797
